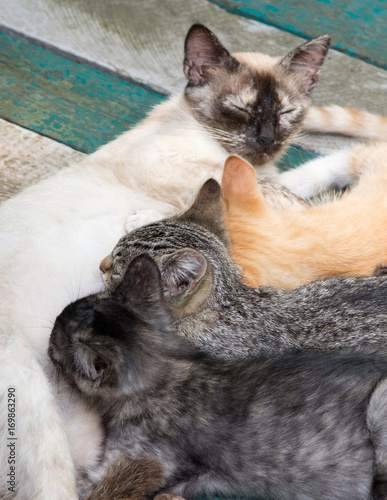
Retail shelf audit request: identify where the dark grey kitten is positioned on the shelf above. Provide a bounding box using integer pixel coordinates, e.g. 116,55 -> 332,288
50,254 -> 387,500
100,179 -> 387,360
183,24 -> 330,166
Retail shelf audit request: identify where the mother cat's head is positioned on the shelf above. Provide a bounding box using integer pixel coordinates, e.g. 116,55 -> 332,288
183,24 -> 330,166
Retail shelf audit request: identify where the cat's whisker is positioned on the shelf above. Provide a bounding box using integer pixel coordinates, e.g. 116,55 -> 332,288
291,130 -> 308,142
190,122 -> 233,137
190,128 -> 236,144
202,127 -> 235,141
177,120 -> 240,146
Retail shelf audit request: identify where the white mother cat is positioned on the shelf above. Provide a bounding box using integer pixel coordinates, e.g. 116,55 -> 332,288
0,24 -> 384,499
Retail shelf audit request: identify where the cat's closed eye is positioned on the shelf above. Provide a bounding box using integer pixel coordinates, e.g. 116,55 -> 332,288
230,104 -> 250,116
280,108 -> 296,115
222,100 -> 251,118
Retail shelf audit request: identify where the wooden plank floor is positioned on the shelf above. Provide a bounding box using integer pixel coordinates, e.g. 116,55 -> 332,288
0,118 -> 84,201
0,0 -> 386,199
209,0 -> 387,69
0,32 -> 165,154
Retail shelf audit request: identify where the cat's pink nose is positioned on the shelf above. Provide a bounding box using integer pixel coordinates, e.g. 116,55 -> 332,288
100,255 -> 113,274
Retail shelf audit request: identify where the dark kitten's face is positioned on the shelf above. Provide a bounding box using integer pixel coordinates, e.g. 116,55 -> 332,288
49,255 -> 175,400
183,24 -> 330,167
49,296 -> 129,398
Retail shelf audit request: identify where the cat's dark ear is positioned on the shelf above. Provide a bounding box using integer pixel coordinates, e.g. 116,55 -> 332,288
279,35 -> 330,94
114,254 -> 172,331
179,179 -> 230,246
184,24 -> 238,86
80,342 -> 110,384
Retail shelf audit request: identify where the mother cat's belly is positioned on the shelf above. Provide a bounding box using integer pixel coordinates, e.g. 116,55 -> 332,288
45,360 -> 106,469
0,177 -> 173,470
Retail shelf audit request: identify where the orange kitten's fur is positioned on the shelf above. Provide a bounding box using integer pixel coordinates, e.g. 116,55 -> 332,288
222,143 -> 387,290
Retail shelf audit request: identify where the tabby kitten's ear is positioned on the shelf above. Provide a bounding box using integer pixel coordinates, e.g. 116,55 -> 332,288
113,254 -> 172,331
184,24 -> 238,86
160,249 -> 212,315
279,35 -> 330,93
160,248 -> 208,299
179,178 -> 230,246
222,155 -> 266,211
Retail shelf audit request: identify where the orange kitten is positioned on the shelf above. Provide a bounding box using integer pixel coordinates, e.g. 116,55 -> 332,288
222,143 -> 387,289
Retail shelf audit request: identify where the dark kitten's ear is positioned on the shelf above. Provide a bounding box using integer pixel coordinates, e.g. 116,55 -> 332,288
179,179 -> 230,246
184,24 -> 238,85
160,248 -> 208,299
280,35 -> 330,93
80,342 -> 110,383
114,254 -> 172,331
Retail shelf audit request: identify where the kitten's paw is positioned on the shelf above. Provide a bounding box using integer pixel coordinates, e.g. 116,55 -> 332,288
126,210 -> 164,233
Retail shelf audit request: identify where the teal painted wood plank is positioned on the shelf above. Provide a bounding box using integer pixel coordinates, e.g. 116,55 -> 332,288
208,0 -> 387,69
0,32 -> 166,154
275,144 -> 322,171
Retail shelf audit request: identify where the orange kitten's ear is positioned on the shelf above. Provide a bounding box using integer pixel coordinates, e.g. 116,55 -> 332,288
222,155 -> 265,206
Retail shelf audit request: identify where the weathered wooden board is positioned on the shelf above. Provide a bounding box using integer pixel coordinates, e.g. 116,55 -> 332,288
0,32 -> 165,153
209,0 -> 387,70
0,118 -> 84,202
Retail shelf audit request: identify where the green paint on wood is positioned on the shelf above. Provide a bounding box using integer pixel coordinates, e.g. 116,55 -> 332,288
0,32 -> 166,153
207,0 -> 387,69
275,144 -> 322,172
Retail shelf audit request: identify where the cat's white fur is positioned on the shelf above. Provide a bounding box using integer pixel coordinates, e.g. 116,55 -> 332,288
0,82 -> 374,498
279,149 -> 354,198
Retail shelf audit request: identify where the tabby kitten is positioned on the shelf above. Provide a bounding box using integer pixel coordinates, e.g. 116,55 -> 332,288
222,143 -> 387,289
100,178 -> 387,360
50,254 -> 387,500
